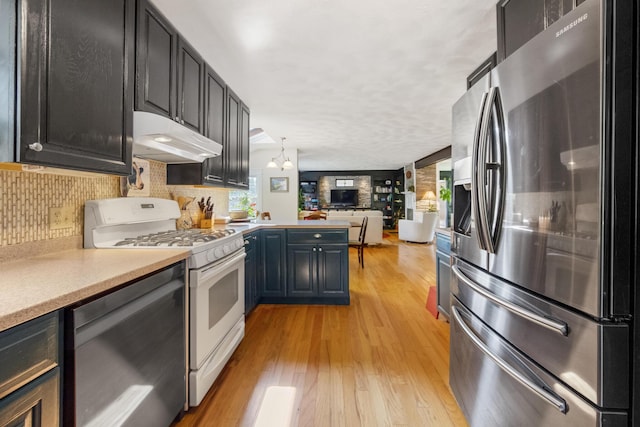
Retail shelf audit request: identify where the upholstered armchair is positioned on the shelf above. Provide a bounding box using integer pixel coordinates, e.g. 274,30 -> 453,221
398,211 -> 438,243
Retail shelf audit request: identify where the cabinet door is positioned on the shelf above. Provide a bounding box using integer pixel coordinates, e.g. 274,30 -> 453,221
317,244 -> 348,297
177,37 -> 205,133
287,244 -> 317,297
225,87 -> 241,186
0,368 -> 59,427
436,250 -> 451,319
244,242 -> 255,314
20,0 -> 134,175
203,66 -> 226,185
135,0 -> 178,120
238,103 -> 250,188
252,232 -> 262,307
261,229 -> 286,297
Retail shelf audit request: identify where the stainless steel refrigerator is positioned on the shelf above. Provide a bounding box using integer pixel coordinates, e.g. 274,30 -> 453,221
449,0 -> 637,425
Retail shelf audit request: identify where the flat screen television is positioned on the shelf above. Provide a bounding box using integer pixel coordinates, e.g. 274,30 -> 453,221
330,189 -> 358,206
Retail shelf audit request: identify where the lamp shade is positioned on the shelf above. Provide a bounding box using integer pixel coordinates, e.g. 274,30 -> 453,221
425,190 -> 436,200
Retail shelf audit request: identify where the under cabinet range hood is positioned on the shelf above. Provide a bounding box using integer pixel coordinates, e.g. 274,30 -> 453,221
132,111 -> 222,163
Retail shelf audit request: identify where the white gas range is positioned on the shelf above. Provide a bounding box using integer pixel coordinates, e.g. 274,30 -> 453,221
84,197 -> 246,407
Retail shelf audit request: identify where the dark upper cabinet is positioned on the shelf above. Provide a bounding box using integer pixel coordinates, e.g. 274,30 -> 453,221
136,0 -> 204,133
142,1 -> 250,188
202,66 -> 226,185
7,0 -> 135,175
466,53 -> 497,90
225,87 -> 241,187
238,103 -> 251,188
176,38 -> 205,133
135,0 -> 178,120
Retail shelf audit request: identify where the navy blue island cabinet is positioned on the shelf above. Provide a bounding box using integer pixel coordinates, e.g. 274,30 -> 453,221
250,227 -> 350,307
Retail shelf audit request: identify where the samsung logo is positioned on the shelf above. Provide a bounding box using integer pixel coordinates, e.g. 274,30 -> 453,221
556,13 -> 588,37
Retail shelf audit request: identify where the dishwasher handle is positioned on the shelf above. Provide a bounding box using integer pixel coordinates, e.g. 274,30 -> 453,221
74,278 -> 183,348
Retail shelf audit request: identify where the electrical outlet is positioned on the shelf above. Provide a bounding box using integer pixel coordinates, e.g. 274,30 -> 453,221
49,207 -> 74,230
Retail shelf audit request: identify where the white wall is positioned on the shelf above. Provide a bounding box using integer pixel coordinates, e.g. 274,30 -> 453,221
250,148 -> 299,222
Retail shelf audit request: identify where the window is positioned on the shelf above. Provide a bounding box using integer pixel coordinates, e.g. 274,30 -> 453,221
229,176 -> 258,217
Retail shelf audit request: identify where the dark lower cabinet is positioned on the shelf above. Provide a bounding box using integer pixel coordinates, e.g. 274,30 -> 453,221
3,0 -> 135,175
260,229 -> 287,298
285,229 -> 349,304
435,231 -> 452,319
287,243 -> 349,299
287,244 -> 316,297
317,244 -> 349,297
0,312 -> 61,426
252,228 -> 350,305
244,231 -> 261,314
0,369 -> 59,427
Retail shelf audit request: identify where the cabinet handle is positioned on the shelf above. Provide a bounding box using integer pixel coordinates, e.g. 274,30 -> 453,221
313,247 -> 316,252
244,239 -> 250,246
28,142 -> 43,152
313,233 -> 322,239
318,247 -> 323,252
174,116 -> 180,122
253,236 -> 257,240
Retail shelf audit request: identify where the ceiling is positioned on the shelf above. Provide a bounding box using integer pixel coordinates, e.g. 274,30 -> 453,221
152,0 -> 498,171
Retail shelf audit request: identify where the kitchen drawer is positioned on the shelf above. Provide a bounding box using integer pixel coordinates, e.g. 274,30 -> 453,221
287,229 -> 347,244
0,312 -> 59,399
436,232 -> 451,254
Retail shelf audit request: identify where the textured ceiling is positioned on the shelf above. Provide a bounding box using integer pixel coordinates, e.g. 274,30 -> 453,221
152,0 -> 498,171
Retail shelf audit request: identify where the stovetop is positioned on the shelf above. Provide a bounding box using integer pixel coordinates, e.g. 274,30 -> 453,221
113,229 -> 237,247
84,198 -> 246,268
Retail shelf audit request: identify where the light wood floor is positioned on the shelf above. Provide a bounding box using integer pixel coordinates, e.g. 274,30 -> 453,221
174,234 -> 467,427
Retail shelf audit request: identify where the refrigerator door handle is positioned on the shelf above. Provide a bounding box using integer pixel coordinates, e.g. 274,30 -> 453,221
452,265 -> 569,336
483,86 -> 506,254
476,89 -> 494,251
472,91 -> 489,251
451,305 -> 568,414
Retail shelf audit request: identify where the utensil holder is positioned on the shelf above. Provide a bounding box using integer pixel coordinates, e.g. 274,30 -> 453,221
200,216 -> 214,229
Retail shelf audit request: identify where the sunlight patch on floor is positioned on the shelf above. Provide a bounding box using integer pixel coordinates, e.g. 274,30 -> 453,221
253,386 -> 297,427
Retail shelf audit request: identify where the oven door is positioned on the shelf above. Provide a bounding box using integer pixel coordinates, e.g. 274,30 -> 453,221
189,250 -> 245,370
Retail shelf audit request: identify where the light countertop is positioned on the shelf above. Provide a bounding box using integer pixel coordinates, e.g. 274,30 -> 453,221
222,220 -> 351,233
0,248 -> 189,332
0,221 -> 350,333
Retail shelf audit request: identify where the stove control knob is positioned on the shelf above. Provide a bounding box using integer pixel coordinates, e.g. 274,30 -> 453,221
207,249 -> 216,263
214,247 -> 225,259
224,245 -> 232,255
236,239 -> 243,249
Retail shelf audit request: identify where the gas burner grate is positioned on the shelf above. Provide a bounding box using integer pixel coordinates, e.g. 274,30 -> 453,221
113,228 -> 237,247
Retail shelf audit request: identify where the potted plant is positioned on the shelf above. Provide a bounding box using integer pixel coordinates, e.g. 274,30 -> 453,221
439,186 -> 451,205
439,186 -> 452,227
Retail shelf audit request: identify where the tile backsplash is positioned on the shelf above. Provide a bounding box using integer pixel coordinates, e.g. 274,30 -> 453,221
0,160 -> 231,251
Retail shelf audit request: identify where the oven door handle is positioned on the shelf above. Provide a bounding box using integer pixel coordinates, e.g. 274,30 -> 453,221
191,250 -> 246,287
451,305 -> 567,414
452,265 -> 568,336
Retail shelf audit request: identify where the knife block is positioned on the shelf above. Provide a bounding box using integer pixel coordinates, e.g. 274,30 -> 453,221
200,216 -> 214,229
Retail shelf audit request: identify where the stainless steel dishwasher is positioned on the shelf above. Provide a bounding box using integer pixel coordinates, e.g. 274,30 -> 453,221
66,263 -> 185,427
